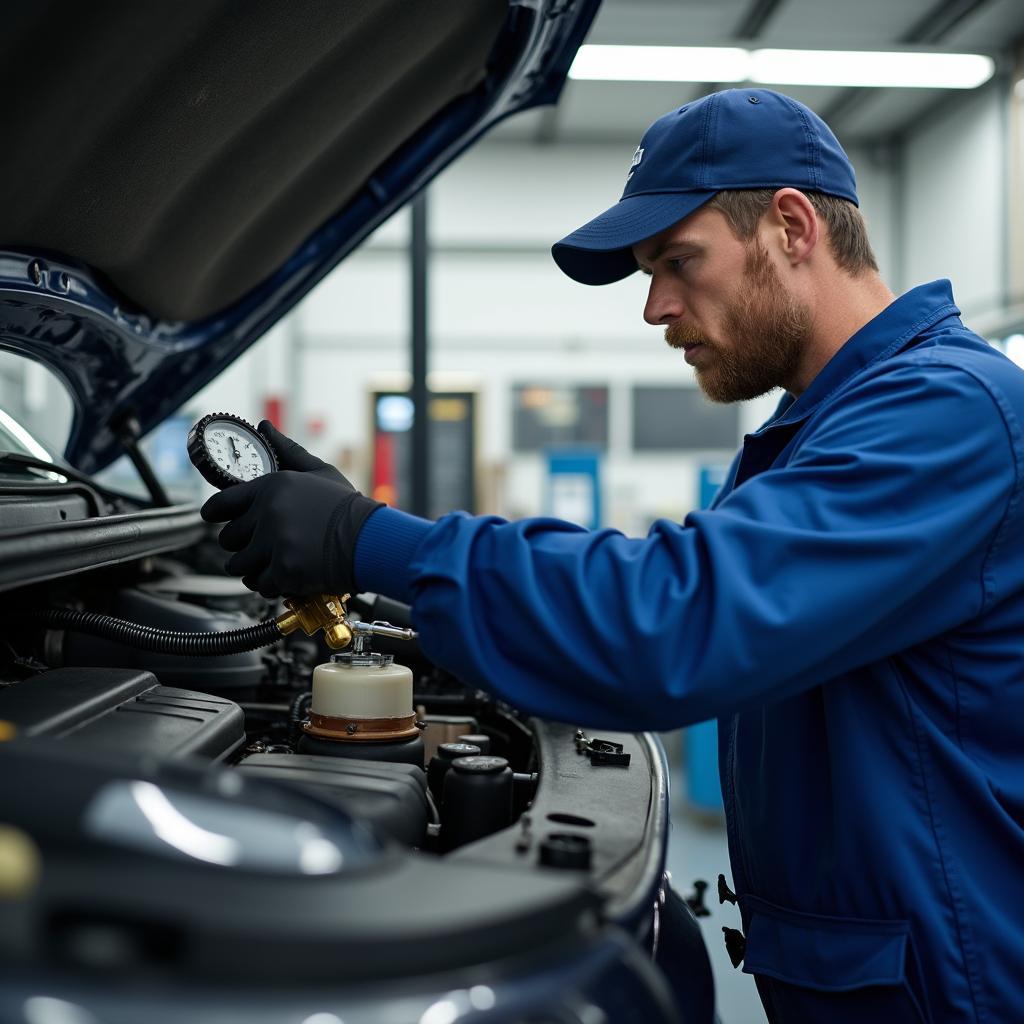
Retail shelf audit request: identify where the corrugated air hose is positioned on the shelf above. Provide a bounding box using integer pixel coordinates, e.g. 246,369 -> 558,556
26,607 -> 283,656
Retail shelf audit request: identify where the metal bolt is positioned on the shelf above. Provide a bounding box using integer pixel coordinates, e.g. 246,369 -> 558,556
29,261 -> 41,285
346,723 -> 358,735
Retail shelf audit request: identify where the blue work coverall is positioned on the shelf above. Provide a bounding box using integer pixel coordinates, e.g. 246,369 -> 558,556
357,280 -> 1024,1023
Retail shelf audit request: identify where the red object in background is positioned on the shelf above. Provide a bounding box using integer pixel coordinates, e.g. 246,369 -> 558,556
373,431 -> 397,506
307,415 -> 326,438
263,396 -> 284,430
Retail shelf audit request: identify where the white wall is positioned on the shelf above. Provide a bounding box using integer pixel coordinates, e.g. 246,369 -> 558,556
900,82 -> 1007,319
193,137 -> 896,533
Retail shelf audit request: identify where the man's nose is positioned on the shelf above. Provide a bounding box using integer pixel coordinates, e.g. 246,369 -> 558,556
643,277 -> 685,326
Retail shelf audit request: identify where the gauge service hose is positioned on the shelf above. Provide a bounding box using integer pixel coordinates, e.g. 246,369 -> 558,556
27,607 -> 284,656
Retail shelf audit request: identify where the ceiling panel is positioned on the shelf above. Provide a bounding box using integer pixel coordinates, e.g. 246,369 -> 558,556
548,80 -> 707,142
499,0 -> 1024,149
588,0 -> 749,46
756,0 -> 935,47
538,81 -> 850,144
829,87 -> 949,142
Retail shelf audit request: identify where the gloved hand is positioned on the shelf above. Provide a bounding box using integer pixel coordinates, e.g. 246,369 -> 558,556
200,421 -> 383,598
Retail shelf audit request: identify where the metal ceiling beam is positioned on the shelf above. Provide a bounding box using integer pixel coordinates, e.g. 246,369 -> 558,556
733,0 -> 786,41
900,0 -> 993,44
821,0 -> 995,130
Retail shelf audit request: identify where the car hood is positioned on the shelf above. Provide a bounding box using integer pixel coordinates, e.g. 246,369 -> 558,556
0,0 -> 599,474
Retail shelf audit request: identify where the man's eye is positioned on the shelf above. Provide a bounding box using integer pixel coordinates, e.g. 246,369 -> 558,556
667,257 -> 691,272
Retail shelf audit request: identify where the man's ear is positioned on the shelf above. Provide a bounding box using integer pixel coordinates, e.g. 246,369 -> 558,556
767,188 -> 818,266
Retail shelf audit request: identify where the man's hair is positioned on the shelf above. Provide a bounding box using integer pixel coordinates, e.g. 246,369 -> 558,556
706,189 -> 879,275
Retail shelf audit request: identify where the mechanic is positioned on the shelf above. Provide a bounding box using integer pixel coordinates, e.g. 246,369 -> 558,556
202,89 -> 1024,1022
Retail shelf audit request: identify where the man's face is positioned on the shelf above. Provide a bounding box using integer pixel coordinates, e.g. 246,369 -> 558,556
632,206 -> 811,402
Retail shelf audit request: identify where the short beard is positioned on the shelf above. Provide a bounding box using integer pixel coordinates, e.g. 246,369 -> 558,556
665,242 -> 810,403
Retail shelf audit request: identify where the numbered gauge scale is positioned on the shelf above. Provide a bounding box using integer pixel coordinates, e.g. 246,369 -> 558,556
187,413 -> 278,488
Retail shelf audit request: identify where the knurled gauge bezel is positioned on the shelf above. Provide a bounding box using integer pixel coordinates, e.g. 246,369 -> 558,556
187,412 -> 279,490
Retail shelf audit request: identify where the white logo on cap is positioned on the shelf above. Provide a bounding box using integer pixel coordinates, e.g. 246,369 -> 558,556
626,145 -> 644,183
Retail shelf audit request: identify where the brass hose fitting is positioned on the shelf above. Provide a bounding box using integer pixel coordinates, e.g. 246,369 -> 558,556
275,593 -> 353,650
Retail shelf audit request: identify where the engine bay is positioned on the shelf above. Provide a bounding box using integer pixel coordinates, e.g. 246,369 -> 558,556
0,520 -> 693,1022
2,564 -> 542,851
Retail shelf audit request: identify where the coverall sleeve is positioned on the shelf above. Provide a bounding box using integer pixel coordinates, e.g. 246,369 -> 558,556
406,361 -> 1018,730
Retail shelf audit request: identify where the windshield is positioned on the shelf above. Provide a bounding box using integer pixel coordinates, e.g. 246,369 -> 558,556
0,351 -> 72,461
0,351 -> 76,485
0,410 -> 51,460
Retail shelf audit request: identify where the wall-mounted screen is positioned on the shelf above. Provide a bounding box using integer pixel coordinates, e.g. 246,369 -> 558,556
512,385 -> 608,451
632,386 -> 741,451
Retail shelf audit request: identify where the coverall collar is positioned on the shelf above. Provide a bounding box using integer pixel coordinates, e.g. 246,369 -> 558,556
758,279 -> 961,432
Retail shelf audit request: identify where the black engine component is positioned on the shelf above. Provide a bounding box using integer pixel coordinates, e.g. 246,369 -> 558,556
238,753 -> 432,848
297,729 -> 425,766
0,667 -> 245,761
440,754 -> 514,852
427,741 -> 482,800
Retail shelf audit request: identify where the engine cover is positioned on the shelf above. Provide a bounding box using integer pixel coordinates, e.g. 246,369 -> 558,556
0,667 -> 244,761
239,753 -> 431,847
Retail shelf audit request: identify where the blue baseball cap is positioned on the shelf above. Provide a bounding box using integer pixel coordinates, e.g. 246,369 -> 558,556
551,88 -> 859,285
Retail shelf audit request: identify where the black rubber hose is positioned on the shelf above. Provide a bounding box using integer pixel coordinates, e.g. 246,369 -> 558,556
28,608 -> 283,656
289,690 -> 313,743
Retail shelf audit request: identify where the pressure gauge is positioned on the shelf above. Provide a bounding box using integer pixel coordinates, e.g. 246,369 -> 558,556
187,413 -> 278,489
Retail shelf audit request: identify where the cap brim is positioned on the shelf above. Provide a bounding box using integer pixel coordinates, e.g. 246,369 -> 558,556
551,190 -> 717,285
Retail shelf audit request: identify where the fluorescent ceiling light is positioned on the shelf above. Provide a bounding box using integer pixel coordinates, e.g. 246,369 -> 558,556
569,45 -> 749,84
752,49 -> 994,89
569,45 -> 995,90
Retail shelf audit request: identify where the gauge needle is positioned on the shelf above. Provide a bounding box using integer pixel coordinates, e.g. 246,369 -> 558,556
229,437 -> 240,462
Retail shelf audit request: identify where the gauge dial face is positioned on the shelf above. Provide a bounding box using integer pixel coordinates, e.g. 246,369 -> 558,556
204,420 -> 273,482
187,414 -> 278,489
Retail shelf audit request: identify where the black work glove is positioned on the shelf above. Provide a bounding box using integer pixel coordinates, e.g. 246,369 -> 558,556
200,421 -> 383,598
